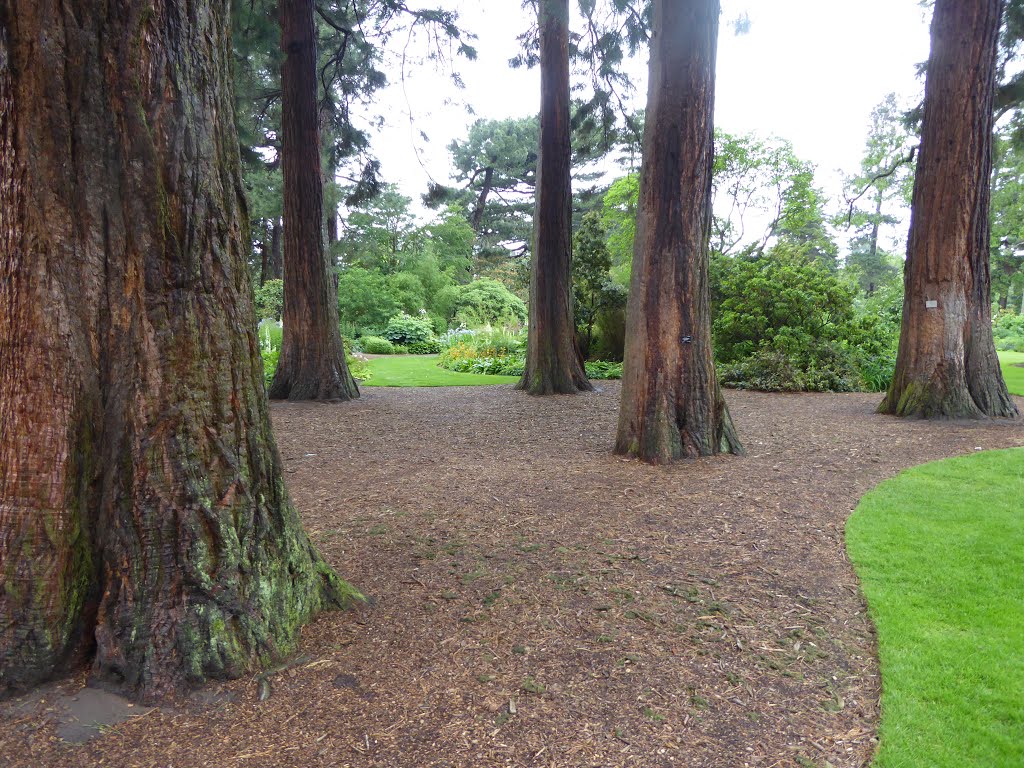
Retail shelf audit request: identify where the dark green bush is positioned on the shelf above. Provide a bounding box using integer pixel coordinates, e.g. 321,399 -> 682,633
408,338 -> 442,354
382,312 -> 436,346
359,335 -> 396,355
711,244 -> 895,392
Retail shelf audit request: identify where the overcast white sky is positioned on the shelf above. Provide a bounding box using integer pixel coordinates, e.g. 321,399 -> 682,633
363,0 -> 932,223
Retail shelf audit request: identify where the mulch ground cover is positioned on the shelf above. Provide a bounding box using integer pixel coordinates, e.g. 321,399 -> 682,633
2,384 -> 1022,768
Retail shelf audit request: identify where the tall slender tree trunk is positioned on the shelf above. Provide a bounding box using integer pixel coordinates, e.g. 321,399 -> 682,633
270,217 -> 283,280
1,0 -> 355,702
881,0 -> 1017,419
259,219 -> 271,285
270,0 -> 358,401
518,0 -> 591,395
614,0 -> 742,463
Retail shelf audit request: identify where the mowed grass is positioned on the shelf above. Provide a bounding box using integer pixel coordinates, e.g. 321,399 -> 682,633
361,354 -> 519,387
846,449 -> 1024,767
997,350 -> 1024,396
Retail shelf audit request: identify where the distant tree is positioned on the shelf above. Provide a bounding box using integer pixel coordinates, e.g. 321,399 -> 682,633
841,94 -> 916,293
337,267 -> 401,333
712,131 -> 833,262
339,186 -> 421,275
615,0 -> 742,462
1,0 -> 353,699
270,0 -> 359,401
519,0 -> 592,394
882,0 -> 1017,419
428,117 -> 538,261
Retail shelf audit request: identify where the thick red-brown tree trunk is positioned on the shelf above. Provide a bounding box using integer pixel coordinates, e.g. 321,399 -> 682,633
881,0 -> 1017,418
518,0 -> 591,395
270,0 -> 358,401
0,0 -> 355,701
614,0 -> 742,463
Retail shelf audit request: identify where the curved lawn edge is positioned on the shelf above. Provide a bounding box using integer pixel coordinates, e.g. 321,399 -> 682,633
846,448 -> 1024,767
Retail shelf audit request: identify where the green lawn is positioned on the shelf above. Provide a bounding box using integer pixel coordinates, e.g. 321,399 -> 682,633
846,449 -> 1024,767
998,350 -> 1024,396
360,354 -> 519,387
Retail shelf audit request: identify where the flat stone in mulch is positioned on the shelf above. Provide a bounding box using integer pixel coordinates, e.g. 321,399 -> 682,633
1,384 -> 1021,767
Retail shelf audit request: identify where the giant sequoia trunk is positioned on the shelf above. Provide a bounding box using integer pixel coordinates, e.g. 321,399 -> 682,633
881,0 -> 1017,419
518,0 -> 591,395
269,0 -> 358,401
0,0 -> 354,701
614,0 -> 742,463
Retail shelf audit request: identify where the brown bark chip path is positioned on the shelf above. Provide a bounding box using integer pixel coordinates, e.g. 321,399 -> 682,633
3,386 -> 1022,767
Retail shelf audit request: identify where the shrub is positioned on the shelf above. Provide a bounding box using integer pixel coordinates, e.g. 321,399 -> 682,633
993,310 -> 1024,351
359,335 -> 395,355
584,361 -> 623,380
435,278 -> 527,328
408,338 -> 442,354
347,355 -> 372,382
718,343 -> 860,393
711,244 -> 894,392
382,312 -> 436,346
254,279 -> 284,320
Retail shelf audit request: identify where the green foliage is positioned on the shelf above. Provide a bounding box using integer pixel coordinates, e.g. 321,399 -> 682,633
338,186 -> 420,275
600,174 -> 640,285
338,267 -> 400,335
573,212 -> 626,359
358,336 -> 396,355
346,356 -> 372,382
991,126 -> 1024,304
407,338 -> 442,354
712,245 -> 895,392
584,360 -> 623,380
382,312 -> 436,346
712,131 -> 836,263
253,279 -> 284,320
993,310 -> 1024,351
388,272 -> 428,315
262,347 -> 280,387
435,278 -> 527,328
442,353 -> 526,377
847,449 -> 1024,768
426,117 -> 539,264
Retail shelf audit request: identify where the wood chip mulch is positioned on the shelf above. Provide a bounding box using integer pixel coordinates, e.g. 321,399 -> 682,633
2,384 -> 1022,768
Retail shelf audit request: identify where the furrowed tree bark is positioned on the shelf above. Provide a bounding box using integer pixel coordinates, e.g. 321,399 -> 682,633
614,0 -> 742,464
270,0 -> 358,401
518,0 -> 591,395
881,0 -> 1017,419
0,0 -> 356,702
